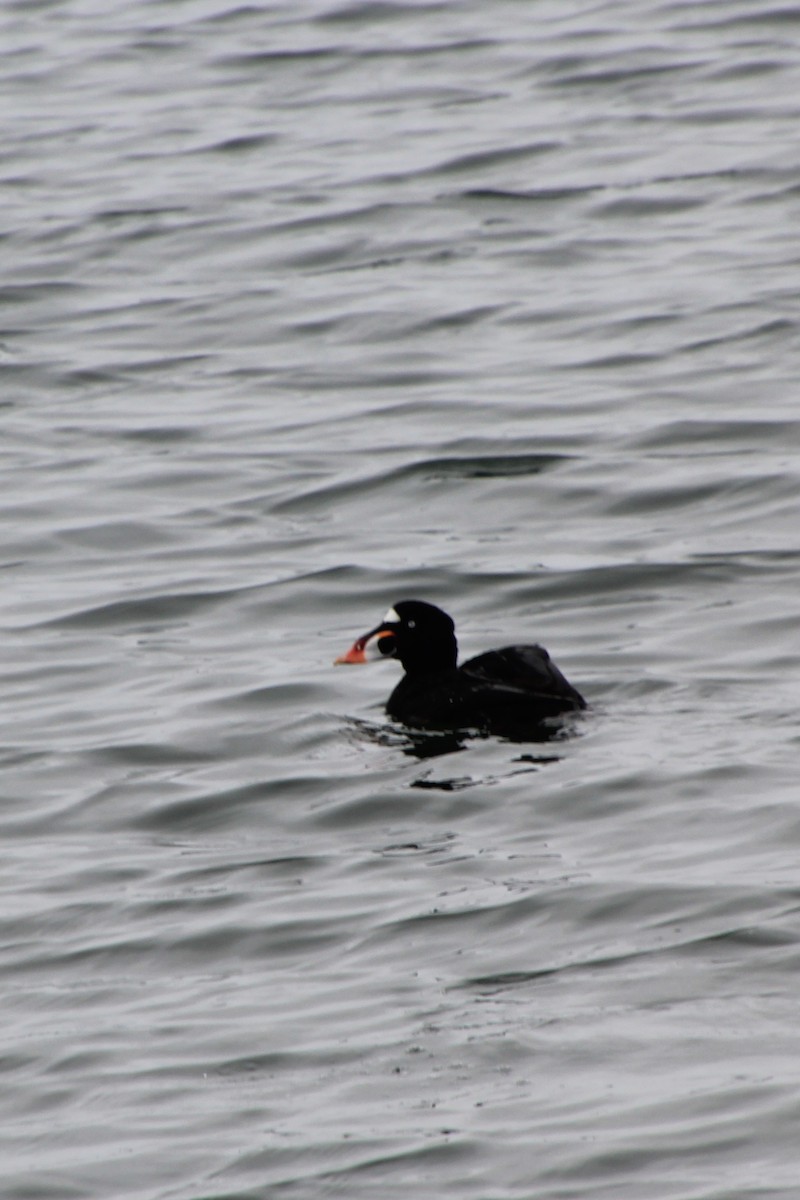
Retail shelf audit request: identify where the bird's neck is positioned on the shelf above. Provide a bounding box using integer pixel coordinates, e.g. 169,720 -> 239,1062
400,637 -> 458,677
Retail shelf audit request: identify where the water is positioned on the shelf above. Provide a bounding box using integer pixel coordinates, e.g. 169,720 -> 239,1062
1,1 -> 799,1197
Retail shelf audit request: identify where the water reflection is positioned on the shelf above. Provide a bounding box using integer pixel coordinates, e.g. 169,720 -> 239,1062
344,714 -> 577,761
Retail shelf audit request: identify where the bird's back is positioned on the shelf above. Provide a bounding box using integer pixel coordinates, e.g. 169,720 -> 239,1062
461,644 -> 586,711
386,643 -> 585,736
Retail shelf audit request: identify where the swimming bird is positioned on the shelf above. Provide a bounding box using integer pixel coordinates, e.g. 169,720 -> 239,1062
335,599 -> 585,737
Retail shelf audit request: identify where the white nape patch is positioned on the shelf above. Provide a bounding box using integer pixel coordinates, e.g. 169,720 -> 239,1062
382,607 -> 401,624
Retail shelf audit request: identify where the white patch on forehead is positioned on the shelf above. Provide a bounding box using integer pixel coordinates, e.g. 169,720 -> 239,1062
383,607 -> 401,624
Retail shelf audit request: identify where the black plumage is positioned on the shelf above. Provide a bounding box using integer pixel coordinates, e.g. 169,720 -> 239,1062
336,599 -> 585,738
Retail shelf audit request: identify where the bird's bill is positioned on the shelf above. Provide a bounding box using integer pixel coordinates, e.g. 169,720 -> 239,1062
334,626 -> 396,665
334,636 -> 369,664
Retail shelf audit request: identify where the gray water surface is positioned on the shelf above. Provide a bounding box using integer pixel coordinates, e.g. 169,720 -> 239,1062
2,2 -> 799,1198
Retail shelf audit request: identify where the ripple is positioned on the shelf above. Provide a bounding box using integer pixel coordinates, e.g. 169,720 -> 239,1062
2,1 -> 800,1197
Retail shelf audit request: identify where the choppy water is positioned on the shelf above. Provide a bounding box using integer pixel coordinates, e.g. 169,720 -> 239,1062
2,2 -> 799,1197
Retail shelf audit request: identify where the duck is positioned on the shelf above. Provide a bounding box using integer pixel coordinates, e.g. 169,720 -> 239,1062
335,599 -> 585,738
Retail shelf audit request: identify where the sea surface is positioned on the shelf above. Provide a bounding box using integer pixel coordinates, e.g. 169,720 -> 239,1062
1,2 -> 799,1197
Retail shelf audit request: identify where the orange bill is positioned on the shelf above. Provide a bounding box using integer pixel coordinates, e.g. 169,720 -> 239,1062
334,627 -> 396,666
334,638 -> 368,665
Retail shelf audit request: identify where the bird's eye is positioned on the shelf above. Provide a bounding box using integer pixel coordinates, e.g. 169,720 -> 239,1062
407,619 -> 416,629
